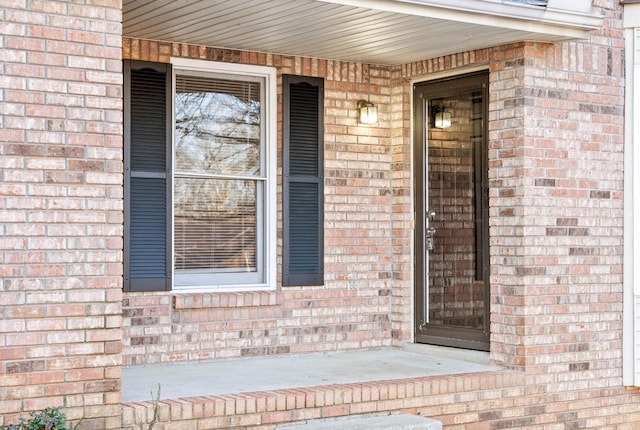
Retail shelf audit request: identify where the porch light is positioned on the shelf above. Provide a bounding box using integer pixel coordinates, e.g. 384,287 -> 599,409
433,105 -> 451,129
357,100 -> 378,124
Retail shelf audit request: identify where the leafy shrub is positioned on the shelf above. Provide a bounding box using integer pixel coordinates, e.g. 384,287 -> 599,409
1,407 -> 69,430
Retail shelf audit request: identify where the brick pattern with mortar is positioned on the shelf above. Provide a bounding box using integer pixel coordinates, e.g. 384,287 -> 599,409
487,35 -> 626,372
0,1 -> 123,428
120,370 -> 640,429
121,0 -> 640,424
2,0 -> 640,428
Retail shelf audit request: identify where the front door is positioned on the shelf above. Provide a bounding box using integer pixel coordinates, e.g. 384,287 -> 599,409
414,72 -> 490,351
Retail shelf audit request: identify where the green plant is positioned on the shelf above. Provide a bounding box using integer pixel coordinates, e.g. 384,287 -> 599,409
1,407 -> 68,430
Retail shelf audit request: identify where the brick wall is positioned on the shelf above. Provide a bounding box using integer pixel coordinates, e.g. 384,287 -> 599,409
483,10 -> 631,420
488,34 -> 626,373
120,11 -> 640,428
121,371 -> 640,429
2,0 -> 638,427
0,1 -> 123,428
121,39 -> 396,365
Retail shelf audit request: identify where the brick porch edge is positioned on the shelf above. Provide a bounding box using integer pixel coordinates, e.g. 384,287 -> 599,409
120,370 -> 640,429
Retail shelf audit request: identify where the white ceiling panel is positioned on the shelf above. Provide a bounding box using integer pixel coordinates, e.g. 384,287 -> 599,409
123,0 -> 603,65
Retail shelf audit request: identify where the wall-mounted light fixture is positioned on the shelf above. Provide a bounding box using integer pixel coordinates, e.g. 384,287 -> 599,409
432,105 -> 451,129
357,100 -> 378,124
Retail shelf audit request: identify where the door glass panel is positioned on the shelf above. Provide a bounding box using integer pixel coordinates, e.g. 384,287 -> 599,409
427,90 -> 487,330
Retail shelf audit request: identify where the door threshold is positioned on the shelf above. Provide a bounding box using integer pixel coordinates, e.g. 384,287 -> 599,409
403,343 -> 491,365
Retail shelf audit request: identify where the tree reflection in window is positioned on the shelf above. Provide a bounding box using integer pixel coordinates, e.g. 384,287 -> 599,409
174,75 -> 262,275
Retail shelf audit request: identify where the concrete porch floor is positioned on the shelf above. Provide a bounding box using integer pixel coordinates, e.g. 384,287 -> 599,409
122,344 -> 497,403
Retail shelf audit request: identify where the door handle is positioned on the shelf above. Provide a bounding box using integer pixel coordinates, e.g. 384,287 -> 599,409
426,227 -> 436,251
426,210 -> 436,251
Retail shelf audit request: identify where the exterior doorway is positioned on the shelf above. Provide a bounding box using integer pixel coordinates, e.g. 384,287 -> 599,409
413,71 -> 490,351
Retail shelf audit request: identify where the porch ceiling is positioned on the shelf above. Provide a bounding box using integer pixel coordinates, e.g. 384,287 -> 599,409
122,0 -> 603,65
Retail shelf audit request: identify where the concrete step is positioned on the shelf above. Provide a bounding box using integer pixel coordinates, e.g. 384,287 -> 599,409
275,413 -> 442,430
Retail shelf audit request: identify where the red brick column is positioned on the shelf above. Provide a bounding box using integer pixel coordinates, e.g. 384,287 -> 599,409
489,34 -> 625,376
0,1 -> 123,428
389,75 -> 413,345
487,42 -> 529,369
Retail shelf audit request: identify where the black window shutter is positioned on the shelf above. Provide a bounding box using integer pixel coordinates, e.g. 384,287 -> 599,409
123,60 -> 172,292
283,75 -> 324,286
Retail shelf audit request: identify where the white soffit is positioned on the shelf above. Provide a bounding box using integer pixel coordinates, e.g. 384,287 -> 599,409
123,0 -> 603,65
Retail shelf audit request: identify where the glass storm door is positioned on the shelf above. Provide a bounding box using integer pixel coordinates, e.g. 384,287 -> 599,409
413,72 -> 490,351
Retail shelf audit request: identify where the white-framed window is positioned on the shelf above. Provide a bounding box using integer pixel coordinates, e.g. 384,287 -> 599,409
172,59 -> 276,290
123,58 -> 276,292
